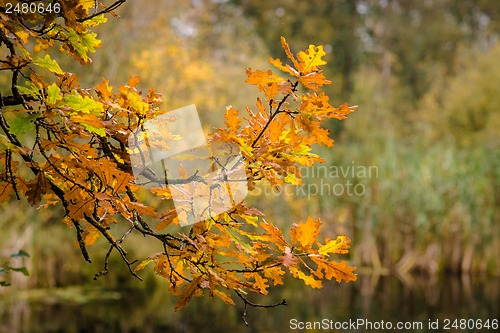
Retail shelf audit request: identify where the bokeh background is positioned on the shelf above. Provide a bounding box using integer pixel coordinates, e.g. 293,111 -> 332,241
1,1 -> 499,332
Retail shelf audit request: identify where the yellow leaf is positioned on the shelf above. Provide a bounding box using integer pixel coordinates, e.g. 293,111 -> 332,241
298,45 -> 327,74
241,214 -> 259,227
15,30 -> 30,44
213,289 -> 235,305
318,235 -> 351,255
284,172 -> 301,185
134,259 -> 153,272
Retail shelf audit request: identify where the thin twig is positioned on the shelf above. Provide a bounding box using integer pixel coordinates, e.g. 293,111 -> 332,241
235,290 -> 287,326
77,0 -> 127,22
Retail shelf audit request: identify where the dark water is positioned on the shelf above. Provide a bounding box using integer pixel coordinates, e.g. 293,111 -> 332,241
0,274 -> 498,333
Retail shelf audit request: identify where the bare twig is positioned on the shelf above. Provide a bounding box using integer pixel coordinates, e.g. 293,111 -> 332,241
235,290 -> 287,325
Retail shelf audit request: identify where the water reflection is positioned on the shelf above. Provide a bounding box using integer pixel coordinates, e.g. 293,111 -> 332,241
1,274 -> 498,332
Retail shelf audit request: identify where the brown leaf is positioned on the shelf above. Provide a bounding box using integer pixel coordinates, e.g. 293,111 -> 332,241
25,172 -> 49,206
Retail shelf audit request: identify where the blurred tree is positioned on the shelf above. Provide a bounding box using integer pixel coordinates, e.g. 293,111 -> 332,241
419,42 -> 500,148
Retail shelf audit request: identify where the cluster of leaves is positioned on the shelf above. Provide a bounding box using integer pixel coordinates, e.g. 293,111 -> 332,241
0,0 -> 357,312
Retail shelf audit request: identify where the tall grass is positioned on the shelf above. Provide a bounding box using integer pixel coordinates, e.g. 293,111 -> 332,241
311,135 -> 499,276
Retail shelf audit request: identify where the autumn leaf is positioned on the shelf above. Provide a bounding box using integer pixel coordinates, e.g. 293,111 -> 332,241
67,192 -> 95,220
251,273 -> 269,294
280,36 -> 301,71
290,217 -> 321,248
224,106 -> 241,133
25,172 -> 49,206
263,266 -> 286,286
280,246 -> 297,268
62,91 -> 104,116
46,83 -> 63,105
63,27 -> 102,63
82,225 -> 101,245
213,289 -> 235,305
312,258 -> 357,283
318,235 -> 351,256
284,172 -> 301,185
298,45 -> 327,74
269,57 -> 300,77
246,69 -> 287,100
175,276 -> 203,311
134,258 -> 153,272
96,79 -> 113,101
290,266 -> 322,289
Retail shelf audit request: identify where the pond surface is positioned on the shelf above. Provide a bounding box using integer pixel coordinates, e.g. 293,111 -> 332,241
0,274 -> 498,332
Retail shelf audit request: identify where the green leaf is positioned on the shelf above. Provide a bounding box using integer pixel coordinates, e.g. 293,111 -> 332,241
67,28 -> 101,62
16,81 -> 41,98
8,113 -> 38,135
11,250 -> 30,258
46,83 -> 62,105
32,54 -> 64,75
10,266 -> 29,276
0,281 -> 11,287
81,123 -> 106,137
63,92 -> 104,116
226,229 -> 257,255
83,14 -> 108,27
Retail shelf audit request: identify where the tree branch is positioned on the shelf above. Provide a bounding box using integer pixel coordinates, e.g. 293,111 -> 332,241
77,0 -> 127,22
251,81 -> 299,148
235,290 -> 287,326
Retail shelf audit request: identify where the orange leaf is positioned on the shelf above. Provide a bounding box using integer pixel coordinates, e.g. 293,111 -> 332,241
312,258 -> 357,283
82,225 -> 100,245
224,106 -> 241,133
290,266 -> 322,288
280,36 -> 301,71
290,217 -> 321,248
127,76 -> 140,87
96,79 -> 113,101
263,266 -> 286,286
252,273 -> 269,295
269,57 -> 300,77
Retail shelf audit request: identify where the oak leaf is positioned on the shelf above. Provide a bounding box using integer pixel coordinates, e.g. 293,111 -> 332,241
290,217 -> 321,248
